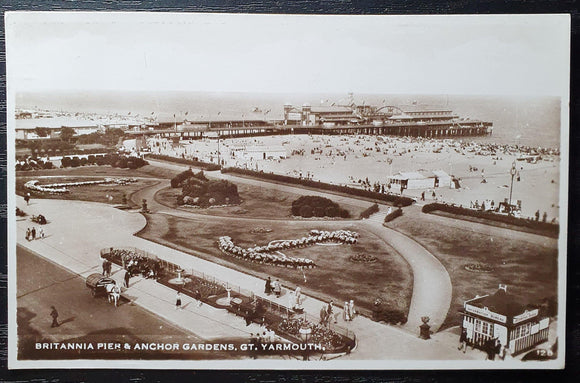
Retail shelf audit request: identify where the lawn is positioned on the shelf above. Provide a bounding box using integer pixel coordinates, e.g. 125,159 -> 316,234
15,165 -> 182,207
155,182 -> 367,220
385,212 -> 559,330
16,175 -> 160,207
138,214 -> 413,319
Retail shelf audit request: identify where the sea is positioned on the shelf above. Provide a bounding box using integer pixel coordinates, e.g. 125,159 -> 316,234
16,91 -> 563,149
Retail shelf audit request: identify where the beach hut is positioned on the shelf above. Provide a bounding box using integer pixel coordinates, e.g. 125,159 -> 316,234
460,285 -> 550,355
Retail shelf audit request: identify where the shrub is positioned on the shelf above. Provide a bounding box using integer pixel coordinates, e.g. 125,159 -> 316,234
70,156 -> 81,167
384,208 -> 403,223
359,203 -> 379,219
339,208 -> 351,218
61,156 -> 72,168
299,205 -> 313,218
80,157 -> 88,166
314,206 -> 326,217
180,176 -> 240,207
171,169 -> 194,188
421,202 -> 559,236
325,206 -> 338,217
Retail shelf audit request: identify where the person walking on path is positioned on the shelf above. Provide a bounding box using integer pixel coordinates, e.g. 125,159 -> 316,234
39,228 -> 44,239
31,227 -> 36,240
343,301 -> 350,321
264,277 -> 272,295
272,279 -> 281,298
194,289 -> 202,307
102,259 -> 108,275
25,193 -> 31,205
348,300 -> 356,321
124,270 -> 131,288
105,260 -> 112,277
26,228 -> 31,241
457,328 -> 468,353
50,306 -> 59,328
175,291 -> 182,310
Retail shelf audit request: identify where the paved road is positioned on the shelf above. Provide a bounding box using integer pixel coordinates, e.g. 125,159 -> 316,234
15,245 -> 234,360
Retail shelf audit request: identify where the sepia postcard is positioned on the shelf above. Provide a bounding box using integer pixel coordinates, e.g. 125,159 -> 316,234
5,12 -> 570,369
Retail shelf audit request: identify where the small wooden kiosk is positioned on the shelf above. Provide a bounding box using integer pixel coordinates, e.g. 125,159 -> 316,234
460,285 -> 550,355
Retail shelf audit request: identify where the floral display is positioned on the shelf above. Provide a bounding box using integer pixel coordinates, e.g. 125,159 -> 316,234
348,253 -> 377,263
217,229 -> 359,268
24,178 -> 137,194
278,318 -> 346,351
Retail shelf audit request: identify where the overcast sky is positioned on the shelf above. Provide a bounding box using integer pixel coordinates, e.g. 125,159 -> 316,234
5,12 -> 570,96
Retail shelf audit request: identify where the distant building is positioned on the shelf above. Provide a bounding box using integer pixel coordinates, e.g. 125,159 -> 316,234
460,285 -> 550,355
282,102 -> 492,137
387,170 -> 451,189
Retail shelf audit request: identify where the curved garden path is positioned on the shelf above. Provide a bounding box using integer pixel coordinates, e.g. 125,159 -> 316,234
137,160 -> 454,332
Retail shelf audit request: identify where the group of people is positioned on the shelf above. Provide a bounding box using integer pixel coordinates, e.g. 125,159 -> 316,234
319,300 -> 357,326
101,258 -> 113,277
264,277 -> 282,298
108,248 -> 160,279
25,226 -> 44,241
457,329 -> 511,361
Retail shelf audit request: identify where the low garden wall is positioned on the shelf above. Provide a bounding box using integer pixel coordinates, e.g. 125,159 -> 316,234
146,154 -> 221,171
221,167 -> 415,207
100,247 -> 356,353
421,203 -> 559,237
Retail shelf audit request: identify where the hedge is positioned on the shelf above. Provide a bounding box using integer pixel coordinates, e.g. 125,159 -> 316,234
291,195 -> 350,218
383,208 -> 403,223
421,203 -> 559,236
222,167 -> 415,206
171,169 -> 194,188
359,203 -> 379,219
146,154 -> 221,171
59,153 -> 148,169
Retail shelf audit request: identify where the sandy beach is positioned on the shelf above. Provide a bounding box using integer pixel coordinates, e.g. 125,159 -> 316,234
142,134 -> 560,220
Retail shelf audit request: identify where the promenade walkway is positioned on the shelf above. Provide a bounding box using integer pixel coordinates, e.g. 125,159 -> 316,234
15,195 -> 476,361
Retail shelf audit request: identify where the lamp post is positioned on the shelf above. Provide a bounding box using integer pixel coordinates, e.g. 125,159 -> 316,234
299,318 -> 312,361
509,161 -> 517,214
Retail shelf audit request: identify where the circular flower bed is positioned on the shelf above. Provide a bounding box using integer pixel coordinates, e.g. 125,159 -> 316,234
278,318 -> 346,352
349,253 -> 377,263
464,263 -> 494,273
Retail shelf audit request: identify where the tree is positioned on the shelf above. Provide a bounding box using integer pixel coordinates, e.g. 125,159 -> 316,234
34,127 -> 50,138
59,127 -> 76,142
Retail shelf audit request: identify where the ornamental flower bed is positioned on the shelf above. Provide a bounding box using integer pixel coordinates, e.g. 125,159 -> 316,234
464,263 -> 494,273
24,178 -> 137,194
348,253 -> 377,263
217,229 -> 359,268
278,318 -> 349,352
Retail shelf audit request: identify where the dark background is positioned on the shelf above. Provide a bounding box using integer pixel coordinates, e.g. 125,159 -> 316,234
0,1 -> 578,382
